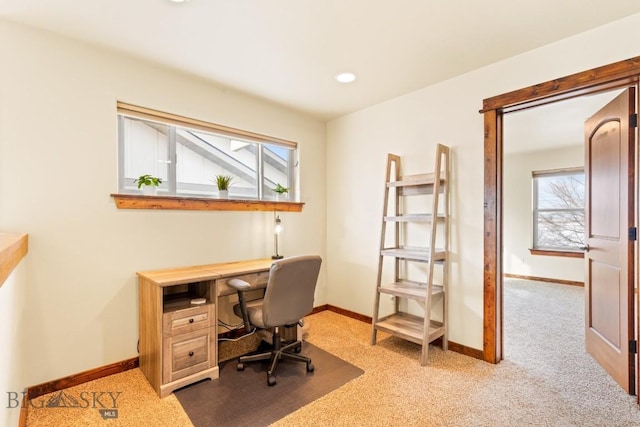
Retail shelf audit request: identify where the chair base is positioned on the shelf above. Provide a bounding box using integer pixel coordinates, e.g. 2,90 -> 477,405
237,326 -> 314,386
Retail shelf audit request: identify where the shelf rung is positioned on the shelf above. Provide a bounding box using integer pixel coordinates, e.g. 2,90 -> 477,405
378,280 -> 443,299
374,313 -> 444,345
387,173 -> 443,188
380,247 -> 446,262
384,213 -> 445,222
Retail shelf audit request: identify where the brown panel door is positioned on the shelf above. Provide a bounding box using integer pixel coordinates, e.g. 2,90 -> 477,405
584,88 -> 635,394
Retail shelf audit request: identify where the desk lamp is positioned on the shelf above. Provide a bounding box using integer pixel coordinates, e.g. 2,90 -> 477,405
272,213 -> 283,259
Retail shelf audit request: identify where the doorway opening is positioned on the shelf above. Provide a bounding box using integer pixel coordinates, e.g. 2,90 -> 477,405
482,55 -> 640,399
501,89 -> 629,392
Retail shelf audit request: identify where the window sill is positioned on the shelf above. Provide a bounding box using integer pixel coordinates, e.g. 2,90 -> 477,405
529,248 -> 584,259
0,232 -> 29,288
111,194 -> 304,212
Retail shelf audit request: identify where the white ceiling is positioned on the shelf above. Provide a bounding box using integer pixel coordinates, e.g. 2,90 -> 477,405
504,89 -> 624,154
1,1 -> 640,120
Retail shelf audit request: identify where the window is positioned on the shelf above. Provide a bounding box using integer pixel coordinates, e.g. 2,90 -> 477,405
117,103 -> 296,200
532,168 -> 584,252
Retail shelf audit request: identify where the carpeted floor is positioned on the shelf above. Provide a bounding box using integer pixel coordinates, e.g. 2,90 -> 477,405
26,284 -> 640,426
25,369 -> 192,427
502,278 -> 640,425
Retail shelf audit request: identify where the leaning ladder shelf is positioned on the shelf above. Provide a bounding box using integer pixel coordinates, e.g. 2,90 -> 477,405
370,144 -> 450,366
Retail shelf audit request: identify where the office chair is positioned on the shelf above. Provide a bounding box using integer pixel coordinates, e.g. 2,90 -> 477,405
228,255 -> 322,386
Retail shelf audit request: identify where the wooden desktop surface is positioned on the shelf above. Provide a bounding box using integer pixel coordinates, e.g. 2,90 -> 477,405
137,258 -> 274,287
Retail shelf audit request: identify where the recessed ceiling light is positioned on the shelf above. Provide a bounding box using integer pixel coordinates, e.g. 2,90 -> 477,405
335,72 -> 356,83
169,0 -> 187,3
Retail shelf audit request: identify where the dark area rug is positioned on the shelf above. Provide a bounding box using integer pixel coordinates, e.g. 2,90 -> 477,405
174,342 -> 364,427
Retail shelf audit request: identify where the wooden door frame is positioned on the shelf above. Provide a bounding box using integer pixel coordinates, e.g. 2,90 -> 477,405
482,56 -> 640,364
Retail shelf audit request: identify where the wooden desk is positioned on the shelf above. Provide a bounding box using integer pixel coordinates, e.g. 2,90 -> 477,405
137,258 -> 273,397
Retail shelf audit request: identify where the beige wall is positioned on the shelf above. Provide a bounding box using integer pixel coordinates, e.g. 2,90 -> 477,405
0,264 -> 28,427
0,19 -> 327,399
326,13 -> 640,350
504,146 -> 584,282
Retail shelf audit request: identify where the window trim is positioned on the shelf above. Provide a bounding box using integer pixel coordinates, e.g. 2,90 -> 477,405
529,248 -> 584,258
117,103 -> 297,148
110,193 -> 304,212
115,103 -> 301,211
531,166 -> 584,253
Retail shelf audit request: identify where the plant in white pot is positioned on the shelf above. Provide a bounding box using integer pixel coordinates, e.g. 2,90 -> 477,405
214,175 -> 233,199
134,174 -> 162,196
273,183 -> 289,201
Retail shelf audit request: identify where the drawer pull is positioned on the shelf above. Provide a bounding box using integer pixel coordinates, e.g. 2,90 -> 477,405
189,351 -> 194,357
189,318 -> 194,324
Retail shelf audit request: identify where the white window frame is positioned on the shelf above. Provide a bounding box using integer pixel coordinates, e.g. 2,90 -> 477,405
532,167 -> 585,253
116,102 -> 297,200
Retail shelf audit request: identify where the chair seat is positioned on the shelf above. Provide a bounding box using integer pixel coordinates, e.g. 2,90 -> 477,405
233,299 -> 266,329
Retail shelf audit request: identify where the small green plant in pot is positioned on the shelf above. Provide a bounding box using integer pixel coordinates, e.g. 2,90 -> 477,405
134,174 -> 162,195
273,183 -> 289,200
214,175 -> 233,198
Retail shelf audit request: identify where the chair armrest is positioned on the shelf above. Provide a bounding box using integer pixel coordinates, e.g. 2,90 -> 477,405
228,278 -> 252,292
228,278 -> 253,332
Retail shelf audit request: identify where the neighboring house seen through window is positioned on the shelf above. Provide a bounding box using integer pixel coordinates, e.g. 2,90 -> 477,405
532,168 -> 585,252
117,103 -> 297,200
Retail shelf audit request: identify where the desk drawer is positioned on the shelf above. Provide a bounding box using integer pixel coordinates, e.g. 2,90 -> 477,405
163,329 -> 211,383
163,304 -> 213,337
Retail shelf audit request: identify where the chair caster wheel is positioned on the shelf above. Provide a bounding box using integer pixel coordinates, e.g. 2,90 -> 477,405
237,363 -> 244,371
294,344 -> 302,353
267,375 -> 276,386
306,362 -> 314,372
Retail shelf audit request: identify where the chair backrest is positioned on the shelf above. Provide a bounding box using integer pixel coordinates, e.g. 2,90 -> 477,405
261,255 -> 322,327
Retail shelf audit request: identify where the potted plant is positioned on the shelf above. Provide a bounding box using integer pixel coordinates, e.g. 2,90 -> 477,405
134,174 -> 162,196
273,183 -> 289,201
214,175 -> 233,199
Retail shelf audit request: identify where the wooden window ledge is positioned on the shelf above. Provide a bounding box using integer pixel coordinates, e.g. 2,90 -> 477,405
111,194 -> 304,212
529,248 -> 584,258
0,232 -> 29,288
